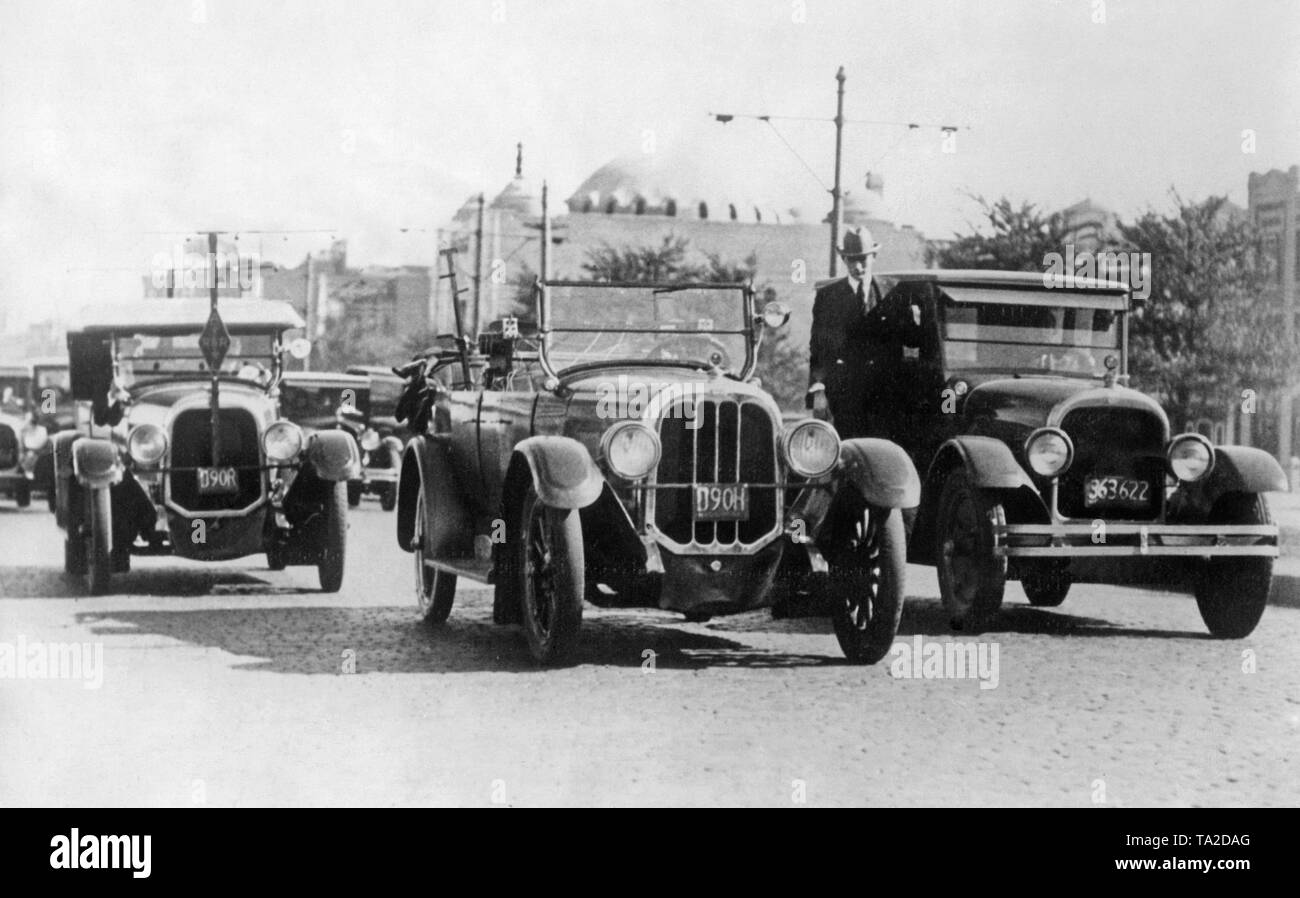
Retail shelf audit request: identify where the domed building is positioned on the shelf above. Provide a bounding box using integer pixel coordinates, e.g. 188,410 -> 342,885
435,145 -> 929,348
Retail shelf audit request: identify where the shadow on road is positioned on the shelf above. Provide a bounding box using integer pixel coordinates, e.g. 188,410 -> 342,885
0,565 -> 277,599
898,594 -> 1214,640
74,601 -> 847,674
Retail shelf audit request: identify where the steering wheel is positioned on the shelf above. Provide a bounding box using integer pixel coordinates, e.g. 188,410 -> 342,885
644,335 -> 732,370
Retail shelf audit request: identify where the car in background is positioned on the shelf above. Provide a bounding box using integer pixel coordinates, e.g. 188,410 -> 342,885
394,278 -> 921,665
0,359 -> 74,509
278,370 -> 387,508
56,299 -> 358,594
346,365 -> 408,511
878,269 -> 1284,638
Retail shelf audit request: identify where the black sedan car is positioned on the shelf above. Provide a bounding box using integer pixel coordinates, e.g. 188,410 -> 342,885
877,269 -> 1284,638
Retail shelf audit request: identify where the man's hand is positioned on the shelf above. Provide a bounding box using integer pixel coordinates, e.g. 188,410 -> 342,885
811,390 -> 830,421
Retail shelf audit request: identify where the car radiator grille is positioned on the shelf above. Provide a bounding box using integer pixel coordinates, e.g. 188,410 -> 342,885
0,423 -> 16,469
168,408 -> 264,512
654,398 -> 778,547
1057,407 -> 1166,520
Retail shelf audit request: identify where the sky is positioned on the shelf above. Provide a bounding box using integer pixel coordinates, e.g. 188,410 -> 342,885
1,0 -> 1297,331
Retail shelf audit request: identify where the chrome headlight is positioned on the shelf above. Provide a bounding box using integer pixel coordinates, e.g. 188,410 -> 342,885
600,421 -> 661,480
21,423 -> 49,451
126,424 -> 167,465
781,419 -> 840,479
360,428 -> 381,451
1168,433 -> 1214,482
262,420 -> 304,464
1025,427 -> 1074,478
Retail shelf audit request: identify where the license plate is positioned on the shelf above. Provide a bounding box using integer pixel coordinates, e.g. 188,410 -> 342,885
693,483 -> 749,521
197,466 -> 239,495
1084,475 -> 1151,509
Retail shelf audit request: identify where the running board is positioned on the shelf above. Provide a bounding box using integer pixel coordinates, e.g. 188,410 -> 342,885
425,556 -> 494,583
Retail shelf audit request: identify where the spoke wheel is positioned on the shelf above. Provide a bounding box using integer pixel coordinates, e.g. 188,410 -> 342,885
514,485 -> 584,665
935,469 -> 1005,632
827,505 -> 906,664
413,489 -> 455,623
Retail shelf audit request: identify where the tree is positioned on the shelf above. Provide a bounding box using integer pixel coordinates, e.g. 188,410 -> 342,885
931,196 -> 1072,271
581,234 -> 698,282
1111,193 -> 1293,431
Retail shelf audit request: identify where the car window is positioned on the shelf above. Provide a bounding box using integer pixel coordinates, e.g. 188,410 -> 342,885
941,291 -> 1120,377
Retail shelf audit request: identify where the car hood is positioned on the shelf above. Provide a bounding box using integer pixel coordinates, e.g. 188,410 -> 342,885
124,381 -> 277,432
963,376 -> 1168,440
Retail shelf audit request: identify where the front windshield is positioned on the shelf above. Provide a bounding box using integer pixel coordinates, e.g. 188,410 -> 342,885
113,332 -> 278,386
942,294 -> 1121,378
544,284 -> 750,375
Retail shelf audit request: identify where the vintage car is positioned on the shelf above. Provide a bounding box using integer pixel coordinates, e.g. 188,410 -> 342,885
394,279 -> 922,665
876,269 -> 1284,638
277,370 -> 391,509
347,365 -> 407,511
0,359 -> 74,509
0,402 -> 38,507
56,299 -> 359,594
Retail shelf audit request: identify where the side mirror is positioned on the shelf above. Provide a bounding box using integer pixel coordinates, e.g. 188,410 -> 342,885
761,302 -> 790,329
287,338 -> 312,360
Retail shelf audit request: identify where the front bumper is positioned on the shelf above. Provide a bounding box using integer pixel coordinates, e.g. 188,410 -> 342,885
995,522 -> 1278,558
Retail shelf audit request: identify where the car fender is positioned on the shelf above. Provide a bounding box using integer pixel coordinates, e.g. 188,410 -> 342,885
72,437 -> 123,490
1203,445 -> 1288,500
926,436 -> 1037,492
380,435 -> 404,468
306,430 -> 360,482
508,436 -> 604,510
52,430 -> 81,528
837,438 -> 921,509
395,435 -> 474,559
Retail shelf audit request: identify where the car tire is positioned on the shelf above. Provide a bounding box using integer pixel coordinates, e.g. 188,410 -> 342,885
1021,562 -> 1071,607
15,482 -> 31,508
826,505 -> 906,664
511,484 -> 584,665
1194,493 -> 1272,639
413,488 -> 455,623
85,486 -> 112,595
347,482 -> 362,508
380,484 -> 397,512
935,469 -> 1006,632
317,482 -> 347,593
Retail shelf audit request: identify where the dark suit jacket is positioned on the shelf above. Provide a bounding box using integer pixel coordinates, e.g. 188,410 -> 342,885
807,277 -> 921,423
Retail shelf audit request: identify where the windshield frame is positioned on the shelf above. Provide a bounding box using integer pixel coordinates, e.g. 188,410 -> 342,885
108,328 -> 286,392
536,279 -> 758,381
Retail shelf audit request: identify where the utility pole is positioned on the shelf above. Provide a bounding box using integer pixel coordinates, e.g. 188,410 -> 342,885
829,66 -> 846,277
473,193 -> 486,337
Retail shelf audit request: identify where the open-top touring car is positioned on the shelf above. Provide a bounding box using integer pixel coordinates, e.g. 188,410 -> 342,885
877,269 -> 1285,637
56,299 -> 359,594
394,278 -> 921,665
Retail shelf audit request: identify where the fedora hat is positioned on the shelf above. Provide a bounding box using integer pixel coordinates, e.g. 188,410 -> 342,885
838,226 -> 881,259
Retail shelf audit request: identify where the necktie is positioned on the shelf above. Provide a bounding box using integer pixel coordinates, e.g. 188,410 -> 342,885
856,280 -> 866,312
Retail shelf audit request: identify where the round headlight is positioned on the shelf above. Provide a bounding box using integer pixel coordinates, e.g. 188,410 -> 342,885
601,422 -> 661,480
360,428 -> 381,451
1168,433 -> 1214,482
127,424 -> 167,465
21,423 -> 49,451
262,420 -> 304,464
1025,428 -> 1073,478
782,419 -> 840,479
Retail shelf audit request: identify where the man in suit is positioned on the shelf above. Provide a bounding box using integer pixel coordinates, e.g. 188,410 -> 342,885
807,227 -> 921,440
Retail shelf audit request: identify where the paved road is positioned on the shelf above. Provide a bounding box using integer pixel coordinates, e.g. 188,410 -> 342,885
2,499 -> 1298,807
